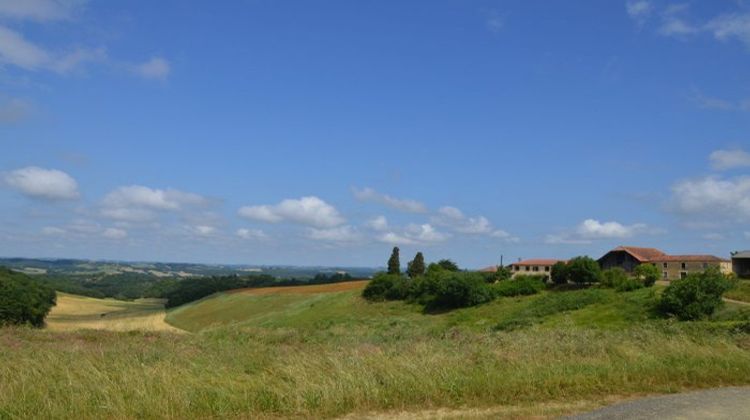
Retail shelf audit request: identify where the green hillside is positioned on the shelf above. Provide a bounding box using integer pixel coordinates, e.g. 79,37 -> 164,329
2,282 -> 750,419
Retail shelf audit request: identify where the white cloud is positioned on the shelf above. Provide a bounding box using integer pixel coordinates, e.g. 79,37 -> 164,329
3,166 -> 79,200
0,0 -> 85,22
659,17 -> 699,37
238,196 -> 345,228
431,206 -> 518,240
236,228 -> 268,240
0,97 -> 30,123
0,25 -> 104,73
352,187 -> 427,213
671,176 -> 750,220
131,56 -> 170,80
706,13 -> 750,48
710,149 -> 750,170
626,1 -> 652,24
577,218 -> 647,239
545,218 -> 650,245
366,215 -> 389,231
102,227 -> 127,239
378,232 -> 418,246
41,226 -> 65,235
190,225 -> 216,236
101,185 -> 207,222
306,225 -> 360,242
377,223 -> 448,246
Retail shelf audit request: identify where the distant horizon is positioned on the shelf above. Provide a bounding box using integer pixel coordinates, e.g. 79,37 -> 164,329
2,1 -> 749,267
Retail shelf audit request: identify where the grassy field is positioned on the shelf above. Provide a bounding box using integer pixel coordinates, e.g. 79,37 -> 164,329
2,281 -> 750,419
46,292 -> 182,332
726,280 -> 750,303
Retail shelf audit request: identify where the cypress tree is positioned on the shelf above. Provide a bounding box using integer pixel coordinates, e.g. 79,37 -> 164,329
387,247 -> 400,275
407,252 -> 425,278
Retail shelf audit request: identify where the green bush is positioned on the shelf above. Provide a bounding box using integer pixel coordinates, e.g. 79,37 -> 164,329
601,267 -> 628,288
659,268 -> 735,320
567,256 -> 602,284
614,277 -> 643,292
422,272 -> 494,310
634,264 -> 660,287
362,273 -> 407,301
0,267 -> 56,327
492,276 -> 546,297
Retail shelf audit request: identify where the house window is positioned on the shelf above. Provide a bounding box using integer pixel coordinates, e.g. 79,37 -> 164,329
525,266 -> 530,272
544,266 -> 550,272
532,266 -> 539,272
681,262 -> 686,270
680,271 -> 688,279
702,263 -> 708,269
663,271 -> 668,279
663,263 -> 668,269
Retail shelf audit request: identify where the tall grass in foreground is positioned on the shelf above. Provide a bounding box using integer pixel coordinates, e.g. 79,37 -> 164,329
1,322 -> 749,419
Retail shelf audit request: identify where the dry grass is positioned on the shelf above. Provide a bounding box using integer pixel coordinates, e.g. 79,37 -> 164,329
46,292 -> 183,333
230,279 -> 369,295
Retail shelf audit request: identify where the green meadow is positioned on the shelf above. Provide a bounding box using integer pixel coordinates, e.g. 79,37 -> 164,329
2,282 -> 750,419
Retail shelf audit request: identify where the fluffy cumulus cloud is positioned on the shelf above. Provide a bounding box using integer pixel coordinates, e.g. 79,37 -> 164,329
545,218 -> 650,244
3,166 -> 79,200
101,185 -> 208,222
366,215 -> 389,231
671,176 -> 750,221
378,223 -> 447,246
710,149 -> 750,170
306,225 -> 360,242
352,187 -> 427,213
432,206 -> 518,240
131,57 -> 170,80
236,228 -> 268,240
239,196 -> 345,228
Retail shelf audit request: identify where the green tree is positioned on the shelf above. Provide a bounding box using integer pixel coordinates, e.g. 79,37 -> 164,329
494,266 -> 512,282
550,261 -> 569,285
566,256 -> 602,285
407,252 -> 425,278
659,267 -> 734,320
387,247 -> 401,275
436,259 -> 459,272
634,264 -> 660,287
0,267 -> 56,327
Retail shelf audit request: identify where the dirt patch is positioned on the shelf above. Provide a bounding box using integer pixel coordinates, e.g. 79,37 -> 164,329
231,280 -> 369,296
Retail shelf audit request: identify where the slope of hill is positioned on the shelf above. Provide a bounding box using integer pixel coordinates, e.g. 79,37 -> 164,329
2,283 -> 750,419
46,293 -> 183,332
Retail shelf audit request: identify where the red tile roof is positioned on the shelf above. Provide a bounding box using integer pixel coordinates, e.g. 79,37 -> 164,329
478,265 -> 499,273
511,259 -> 565,266
611,246 -> 666,262
649,255 -> 730,263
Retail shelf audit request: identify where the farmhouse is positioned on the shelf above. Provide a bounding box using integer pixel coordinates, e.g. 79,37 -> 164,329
732,251 -> 750,279
598,246 -> 731,281
508,259 -> 565,281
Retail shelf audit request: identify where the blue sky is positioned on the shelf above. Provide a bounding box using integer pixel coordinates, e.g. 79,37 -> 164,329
1,0 -> 750,268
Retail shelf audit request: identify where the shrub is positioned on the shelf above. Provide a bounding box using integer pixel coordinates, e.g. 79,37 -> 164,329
0,267 -> 56,327
659,267 -> 735,320
567,256 -> 602,285
362,273 -> 407,301
634,264 -> 660,287
615,277 -> 643,292
550,261 -> 569,285
492,276 -> 546,297
423,272 -> 493,310
601,267 -> 628,288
